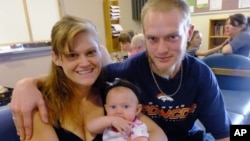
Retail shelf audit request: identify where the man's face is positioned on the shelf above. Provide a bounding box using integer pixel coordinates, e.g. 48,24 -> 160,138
143,9 -> 192,75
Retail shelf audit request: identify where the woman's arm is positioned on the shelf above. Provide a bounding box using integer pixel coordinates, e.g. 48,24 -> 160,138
10,75 -> 48,140
24,111 -> 58,141
196,39 -> 229,56
221,44 -> 233,54
221,38 -> 233,54
138,114 -> 168,141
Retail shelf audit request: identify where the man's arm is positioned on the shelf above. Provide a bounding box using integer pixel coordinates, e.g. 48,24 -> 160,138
138,113 -> 168,141
10,75 -> 48,140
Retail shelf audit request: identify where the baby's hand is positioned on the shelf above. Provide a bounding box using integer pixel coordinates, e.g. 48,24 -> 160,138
110,116 -> 133,133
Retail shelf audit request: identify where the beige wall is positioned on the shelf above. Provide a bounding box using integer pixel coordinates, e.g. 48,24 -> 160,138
119,0 -> 142,33
61,0 -> 106,45
0,52 -> 51,87
60,0 -> 142,46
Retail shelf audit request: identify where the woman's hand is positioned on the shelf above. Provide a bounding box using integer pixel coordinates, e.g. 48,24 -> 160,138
10,77 -> 48,141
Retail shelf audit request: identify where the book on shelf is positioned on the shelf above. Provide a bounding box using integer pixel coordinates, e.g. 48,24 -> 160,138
214,24 -> 225,36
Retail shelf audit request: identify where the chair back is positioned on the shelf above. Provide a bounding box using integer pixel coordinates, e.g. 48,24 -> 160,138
0,105 -> 19,141
203,54 -> 250,90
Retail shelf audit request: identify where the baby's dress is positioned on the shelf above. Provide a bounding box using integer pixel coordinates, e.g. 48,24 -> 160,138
102,118 -> 149,141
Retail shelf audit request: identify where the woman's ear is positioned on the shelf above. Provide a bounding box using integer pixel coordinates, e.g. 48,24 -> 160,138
51,51 -> 61,66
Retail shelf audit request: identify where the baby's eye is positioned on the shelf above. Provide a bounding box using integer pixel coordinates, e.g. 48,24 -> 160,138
123,105 -> 129,109
110,105 -> 116,109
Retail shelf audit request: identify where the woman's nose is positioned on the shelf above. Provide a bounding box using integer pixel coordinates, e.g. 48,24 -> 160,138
78,55 -> 90,66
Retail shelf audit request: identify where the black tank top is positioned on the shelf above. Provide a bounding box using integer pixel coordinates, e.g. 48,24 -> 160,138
53,125 -> 102,141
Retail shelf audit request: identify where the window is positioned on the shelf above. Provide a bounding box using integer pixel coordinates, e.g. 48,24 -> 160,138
0,0 -> 61,46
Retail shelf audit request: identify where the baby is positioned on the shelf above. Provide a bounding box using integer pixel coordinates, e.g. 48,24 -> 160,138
87,78 -> 149,141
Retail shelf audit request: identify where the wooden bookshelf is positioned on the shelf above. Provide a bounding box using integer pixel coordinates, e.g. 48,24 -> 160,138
208,18 -> 228,50
103,0 -> 121,53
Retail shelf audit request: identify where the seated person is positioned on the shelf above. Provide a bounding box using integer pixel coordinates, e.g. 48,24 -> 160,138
186,30 -> 227,57
130,33 -> 146,57
118,30 -> 137,60
87,78 -> 149,141
222,13 -> 250,57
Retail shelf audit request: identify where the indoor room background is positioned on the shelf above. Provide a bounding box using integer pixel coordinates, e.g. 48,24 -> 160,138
0,0 -> 250,87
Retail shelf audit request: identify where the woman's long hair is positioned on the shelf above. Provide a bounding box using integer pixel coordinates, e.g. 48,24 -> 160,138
40,16 -> 101,132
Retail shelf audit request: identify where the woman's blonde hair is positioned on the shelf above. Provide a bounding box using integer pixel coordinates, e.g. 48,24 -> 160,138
41,16 -> 101,131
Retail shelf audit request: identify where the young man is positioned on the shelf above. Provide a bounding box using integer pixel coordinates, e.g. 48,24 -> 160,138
10,0 -> 230,141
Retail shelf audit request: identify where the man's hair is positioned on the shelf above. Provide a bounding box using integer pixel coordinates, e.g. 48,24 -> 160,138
131,33 -> 145,49
141,0 -> 191,27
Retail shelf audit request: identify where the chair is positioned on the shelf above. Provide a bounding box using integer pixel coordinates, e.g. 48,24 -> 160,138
202,54 -> 250,90
202,54 -> 250,124
0,105 -> 19,141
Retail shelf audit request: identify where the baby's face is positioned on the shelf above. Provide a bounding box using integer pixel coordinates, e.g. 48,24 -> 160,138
105,86 -> 141,121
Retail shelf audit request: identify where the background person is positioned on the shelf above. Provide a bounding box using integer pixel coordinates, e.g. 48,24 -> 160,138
130,33 -> 146,57
10,0 -> 230,141
222,13 -> 250,57
118,29 -> 137,59
186,30 -> 227,57
87,78 -> 149,141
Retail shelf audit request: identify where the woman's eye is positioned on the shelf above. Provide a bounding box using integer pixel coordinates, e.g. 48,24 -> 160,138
87,50 -> 97,56
64,53 -> 78,59
69,53 -> 78,58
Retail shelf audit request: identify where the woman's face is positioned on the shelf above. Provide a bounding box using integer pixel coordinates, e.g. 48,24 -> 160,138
224,19 -> 242,37
190,32 -> 202,48
53,32 -> 102,88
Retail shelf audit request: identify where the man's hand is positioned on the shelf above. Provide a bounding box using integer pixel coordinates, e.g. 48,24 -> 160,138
10,77 -> 48,140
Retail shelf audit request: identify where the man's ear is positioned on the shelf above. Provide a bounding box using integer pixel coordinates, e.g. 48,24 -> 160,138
136,104 -> 143,115
187,24 -> 195,41
51,51 -> 61,66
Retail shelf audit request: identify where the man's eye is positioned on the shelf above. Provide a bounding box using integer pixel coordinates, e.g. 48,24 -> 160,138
147,36 -> 158,43
168,35 -> 180,41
